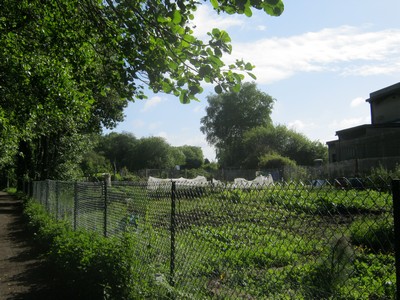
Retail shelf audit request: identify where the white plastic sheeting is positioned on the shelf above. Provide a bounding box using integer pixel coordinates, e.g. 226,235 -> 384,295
232,174 -> 274,188
147,174 -> 273,191
147,175 -> 208,191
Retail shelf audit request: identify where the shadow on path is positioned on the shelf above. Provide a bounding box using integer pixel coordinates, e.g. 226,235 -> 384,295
0,192 -> 73,300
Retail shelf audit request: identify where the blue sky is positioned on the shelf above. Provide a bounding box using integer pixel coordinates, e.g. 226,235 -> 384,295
107,0 -> 400,161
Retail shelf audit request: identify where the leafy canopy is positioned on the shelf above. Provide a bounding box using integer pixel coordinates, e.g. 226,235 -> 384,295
200,82 -> 275,166
242,125 -> 328,168
0,0 -> 284,179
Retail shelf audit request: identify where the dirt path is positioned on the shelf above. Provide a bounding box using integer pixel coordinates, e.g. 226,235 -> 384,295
0,191 -> 61,299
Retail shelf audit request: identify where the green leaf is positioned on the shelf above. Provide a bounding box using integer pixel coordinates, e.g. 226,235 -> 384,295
273,5 -> 283,16
179,90 -> 189,103
172,10 -> 182,24
199,65 -> 212,77
157,15 -> 171,23
263,1 -> 284,16
177,79 -> 185,87
247,72 -> 257,80
245,62 -> 254,71
214,48 -> 222,57
232,83 -> 241,93
210,0 -> 219,9
209,55 -> 224,68
214,85 -> 223,94
219,30 -> 231,43
189,84 -> 203,95
212,28 -> 220,37
244,6 -> 252,17
162,81 -> 172,93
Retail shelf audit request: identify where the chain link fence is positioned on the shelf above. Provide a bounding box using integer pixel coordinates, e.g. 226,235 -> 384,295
30,178 -> 397,299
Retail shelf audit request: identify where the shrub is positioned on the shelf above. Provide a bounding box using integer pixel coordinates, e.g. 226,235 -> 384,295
303,235 -> 354,298
350,216 -> 394,253
258,152 -> 296,169
22,197 -> 172,299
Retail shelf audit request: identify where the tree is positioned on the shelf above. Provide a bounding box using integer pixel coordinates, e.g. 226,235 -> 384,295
177,145 -> 204,169
200,82 -> 275,167
97,132 -> 138,174
80,151 -> 112,177
170,147 -> 187,168
241,125 -> 328,168
1,0 -> 284,182
1,0 -> 133,181
131,137 -> 179,169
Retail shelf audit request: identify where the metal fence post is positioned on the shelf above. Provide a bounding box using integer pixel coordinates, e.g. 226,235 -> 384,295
74,181 -> 78,231
170,181 -> 176,287
392,179 -> 400,300
104,178 -> 108,237
45,180 -> 50,212
55,181 -> 59,220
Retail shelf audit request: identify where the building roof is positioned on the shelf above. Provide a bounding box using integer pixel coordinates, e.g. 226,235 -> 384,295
335,122 -> 400,139
367,82 -> 400,103
327,122 -> 400,146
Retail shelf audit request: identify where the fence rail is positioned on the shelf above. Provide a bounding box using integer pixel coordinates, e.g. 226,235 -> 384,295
29,178 -> 397,299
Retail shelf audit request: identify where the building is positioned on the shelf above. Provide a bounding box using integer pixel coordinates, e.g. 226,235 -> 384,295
327,82 -> 400,177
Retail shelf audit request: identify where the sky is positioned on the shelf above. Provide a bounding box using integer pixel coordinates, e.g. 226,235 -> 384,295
106,0 -> 400,161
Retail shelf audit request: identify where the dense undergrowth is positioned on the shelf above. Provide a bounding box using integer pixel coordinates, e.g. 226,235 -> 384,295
20,193 -> 173,299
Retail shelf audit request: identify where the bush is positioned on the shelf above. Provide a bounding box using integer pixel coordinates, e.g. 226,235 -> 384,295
258,152 -> 296,169
22,197 -> 172,299
23,198 -> 69,251
48,230 -> 144,299
350,216 -> 394,253
303,236 -> 354,298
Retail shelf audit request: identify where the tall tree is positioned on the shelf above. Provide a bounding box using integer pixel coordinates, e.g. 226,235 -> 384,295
177,145 -> 204,169
200,82 -> 275,167
241,125 -> 328,168
97,132 -> 138,174
1,0 -> 284,182
131,137 -> 179,170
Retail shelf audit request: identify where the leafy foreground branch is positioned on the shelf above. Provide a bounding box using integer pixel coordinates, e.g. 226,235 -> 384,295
21,195 -> 173,299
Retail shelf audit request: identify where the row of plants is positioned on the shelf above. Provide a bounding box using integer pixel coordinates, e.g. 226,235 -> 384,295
24,180 -> 397,299
138,185 -> 395,298
213,185 -> 392,215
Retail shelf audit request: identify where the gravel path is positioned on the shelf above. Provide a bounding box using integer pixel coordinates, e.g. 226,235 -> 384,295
0,191 -> 60,299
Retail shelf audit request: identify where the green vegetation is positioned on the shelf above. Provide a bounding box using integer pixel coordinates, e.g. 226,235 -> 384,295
200,83 -> 328,168
1,0 -> 284,186
25,181 -> 395,299
22,195 -> 173,299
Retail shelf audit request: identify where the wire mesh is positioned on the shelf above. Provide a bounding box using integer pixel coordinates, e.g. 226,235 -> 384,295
74,182 -> 104,234
55,181 -> 75,226
30,178 -> 396,299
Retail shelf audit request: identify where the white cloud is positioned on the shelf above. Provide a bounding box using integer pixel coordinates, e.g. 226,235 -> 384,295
192,5 -> 244,39
257,25 -> 267,31
329,116 -> 369,131
288,120 -> 315,131
341,61 -> 400,76
156,130 -> 216,160
350,97 -> 366,108
192,105 -> 203,114
131,119 -> 145,129
141,96 -> 164,112
148,122 -> 162,130
230,26 -> 400,83
157,131 -> 168,139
